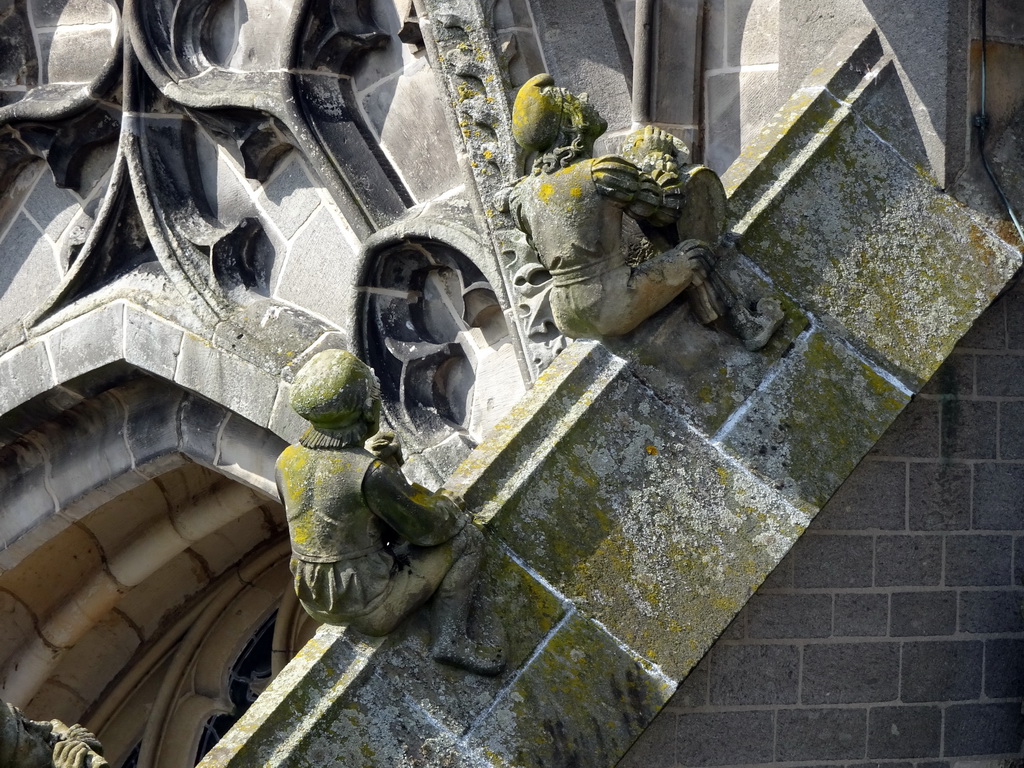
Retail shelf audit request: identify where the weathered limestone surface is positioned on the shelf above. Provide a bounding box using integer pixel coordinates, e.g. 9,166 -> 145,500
200,501 -> 674,767
0,0 -> 1015,764
720,329 -> 908,508
725,30 -> 1018,389
195,24 -> 1021,768
771,0 -> 971,188
449,343 -> 811,677
204,343 -> 788,768
0,298 -> 342,454
603,248 -> 810,436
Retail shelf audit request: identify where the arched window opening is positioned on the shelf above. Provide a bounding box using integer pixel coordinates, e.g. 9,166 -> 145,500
194,611 -> 278,765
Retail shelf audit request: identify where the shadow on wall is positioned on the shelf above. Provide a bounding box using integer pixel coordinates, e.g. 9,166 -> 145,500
702,0 -> 786,174
860,0 -> 968,184
703,0 -> 965,183
351,0 -> 463,202
773,0 -> 967,185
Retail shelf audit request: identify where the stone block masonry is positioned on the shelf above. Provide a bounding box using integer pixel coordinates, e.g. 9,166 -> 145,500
621,280 -> 1024,766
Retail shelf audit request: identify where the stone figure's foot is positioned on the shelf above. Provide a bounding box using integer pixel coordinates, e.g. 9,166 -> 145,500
432,637 -> 506,676
731,297 -> 785,351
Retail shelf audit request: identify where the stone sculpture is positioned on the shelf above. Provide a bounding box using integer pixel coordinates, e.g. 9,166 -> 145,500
0,700 -> 107,767
276,349 -> 505,676
507,73 -> 782,347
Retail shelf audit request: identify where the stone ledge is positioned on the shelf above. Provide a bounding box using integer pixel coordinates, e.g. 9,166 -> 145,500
178,19 -> 1022,768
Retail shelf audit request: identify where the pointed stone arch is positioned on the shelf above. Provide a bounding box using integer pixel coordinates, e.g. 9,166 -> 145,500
0,305 -> 330,766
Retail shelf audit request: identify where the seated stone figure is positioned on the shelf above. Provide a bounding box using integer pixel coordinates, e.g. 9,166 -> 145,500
507,73 -> 726,340
276,349 -> 504,676
0,700 -> 107,767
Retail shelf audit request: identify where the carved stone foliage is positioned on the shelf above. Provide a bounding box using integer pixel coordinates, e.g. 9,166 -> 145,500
415,0 -> 567,375
0,0 -> 414,341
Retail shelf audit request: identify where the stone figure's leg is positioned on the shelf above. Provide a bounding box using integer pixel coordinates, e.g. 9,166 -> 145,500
586,240 -> 709,336
349,525 -> 504,675
629,239 -> 720,324
348,545 -> 455,636
427,524 -> 505,675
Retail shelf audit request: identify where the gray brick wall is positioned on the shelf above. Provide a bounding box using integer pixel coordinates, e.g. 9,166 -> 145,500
620,283 -> 1024,766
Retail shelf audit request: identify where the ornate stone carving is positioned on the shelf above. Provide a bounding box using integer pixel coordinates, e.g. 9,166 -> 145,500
0,0 -> 562,497
361,226 -> 528,480
0,0 -> 566,455
0,0 -> 413,340
276,349 -> 505,676
0,700 -> 107,768
413,0 -> 567,375
122,0 -> 412,324
507,73 -> 783,347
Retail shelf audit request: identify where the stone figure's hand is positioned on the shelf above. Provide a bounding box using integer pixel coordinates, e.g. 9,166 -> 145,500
47,718 -> 72,741
367,432 -> 403,467
648,164 -> 680,188
438,488 -> 481,528
623,125 -> 675,161
647,127 -> 678,161
438,488 -> 468,513
678,240 -> 725,324
686,251 -> 708,287
53,740 -> 108,768
622,126 -> 686,180
63,724 -> 103,750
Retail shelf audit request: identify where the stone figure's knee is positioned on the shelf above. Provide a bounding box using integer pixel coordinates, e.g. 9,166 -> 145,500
454,521 -> 484,558
589,312 -> 637,338
351,611 -> 401,637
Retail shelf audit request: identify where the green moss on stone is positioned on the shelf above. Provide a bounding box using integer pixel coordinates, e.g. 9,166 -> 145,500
468,614 -> 673,768
737,115 -> 1019,388
721,330 -> 908,508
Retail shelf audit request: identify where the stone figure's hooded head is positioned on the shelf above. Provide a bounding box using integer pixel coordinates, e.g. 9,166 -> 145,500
512,74 -> 607,173
291,349 -> 382,449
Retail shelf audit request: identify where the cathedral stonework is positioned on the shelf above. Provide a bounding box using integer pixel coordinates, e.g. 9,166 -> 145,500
0,1 -> 1022,766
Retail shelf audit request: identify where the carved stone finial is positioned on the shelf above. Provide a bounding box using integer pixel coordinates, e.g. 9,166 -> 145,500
276,350 -> 506,676
0,701 -> 107,768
